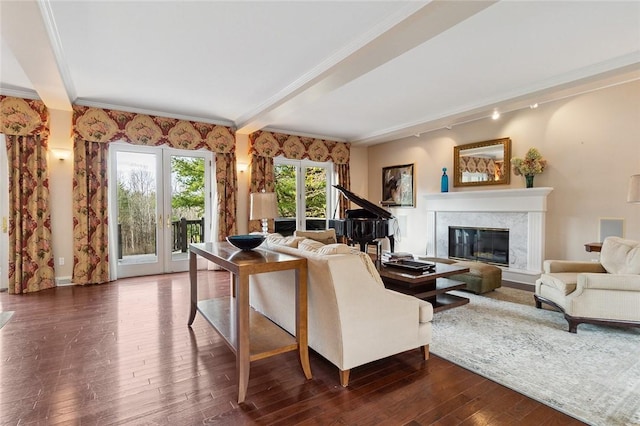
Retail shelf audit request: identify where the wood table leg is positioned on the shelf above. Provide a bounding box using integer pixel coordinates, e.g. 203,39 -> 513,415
296,265 -> 312,379
236,273 -> 251,403
188,251 -> 198,326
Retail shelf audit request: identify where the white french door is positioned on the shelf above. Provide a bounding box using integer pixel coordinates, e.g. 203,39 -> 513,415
109,143 -> 213,278
273,158 -> 334,234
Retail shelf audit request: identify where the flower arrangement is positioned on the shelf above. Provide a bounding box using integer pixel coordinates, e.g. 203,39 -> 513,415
511,148 -> 547,176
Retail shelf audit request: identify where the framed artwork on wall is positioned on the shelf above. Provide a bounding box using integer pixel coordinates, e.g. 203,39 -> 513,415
381,163 -> 414,207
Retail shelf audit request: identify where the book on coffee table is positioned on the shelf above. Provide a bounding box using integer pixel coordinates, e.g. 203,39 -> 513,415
382,259 -> 435,272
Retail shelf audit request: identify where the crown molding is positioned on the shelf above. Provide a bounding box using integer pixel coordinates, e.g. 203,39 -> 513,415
258,127 -> 347,143
0,88 -> 40,100
75,99 -> 235,128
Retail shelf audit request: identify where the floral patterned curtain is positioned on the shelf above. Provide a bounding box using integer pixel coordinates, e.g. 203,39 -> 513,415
248,131 -> 350,232
72,106 -> 236,285
0,96 -> 55,294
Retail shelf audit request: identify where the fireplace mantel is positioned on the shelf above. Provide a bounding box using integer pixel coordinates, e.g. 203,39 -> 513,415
424,187 -> 553,283
424,187 -> 553,212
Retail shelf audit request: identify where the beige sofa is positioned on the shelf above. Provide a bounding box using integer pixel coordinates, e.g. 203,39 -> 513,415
535,236 -> 640,333
249,234 -> 433,386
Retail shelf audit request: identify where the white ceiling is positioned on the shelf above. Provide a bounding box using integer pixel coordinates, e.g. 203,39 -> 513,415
1,1 -> 639,146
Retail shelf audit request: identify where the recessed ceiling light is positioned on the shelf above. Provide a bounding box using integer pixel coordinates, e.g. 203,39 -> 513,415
492,110 -> 500,120
530,103 -> 539,109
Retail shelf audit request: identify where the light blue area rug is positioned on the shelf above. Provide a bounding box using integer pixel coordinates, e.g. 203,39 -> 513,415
0,311 -> 14,330
431,289 -> 640,426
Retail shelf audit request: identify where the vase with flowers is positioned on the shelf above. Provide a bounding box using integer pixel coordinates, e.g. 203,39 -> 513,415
511,148 -> 547,188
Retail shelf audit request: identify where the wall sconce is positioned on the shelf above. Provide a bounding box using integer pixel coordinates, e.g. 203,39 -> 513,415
51,148 -> 72,161
627,174 -> 640,203
237,162 -> 248,173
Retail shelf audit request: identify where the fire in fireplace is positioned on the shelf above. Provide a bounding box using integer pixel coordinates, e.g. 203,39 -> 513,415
448,226 -> 509,266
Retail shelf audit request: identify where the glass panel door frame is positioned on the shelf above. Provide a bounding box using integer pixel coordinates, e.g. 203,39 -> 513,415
162,147 -> 213,272
108,142 -> 213,279
274,157 -> 334,232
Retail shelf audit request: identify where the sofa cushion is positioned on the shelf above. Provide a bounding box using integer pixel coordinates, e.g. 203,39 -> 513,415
299,239 -> 326,252
294,229 -> 337,244
539,272 -> 578,295
316,243 -> 353,255
600,237 -> 640,275
266,234 -> 306,248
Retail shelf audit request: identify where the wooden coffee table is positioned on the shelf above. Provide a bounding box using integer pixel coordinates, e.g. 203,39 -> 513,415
378,261 -> 470,312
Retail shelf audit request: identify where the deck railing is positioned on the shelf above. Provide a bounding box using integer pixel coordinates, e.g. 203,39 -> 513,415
117,217 -> 205,259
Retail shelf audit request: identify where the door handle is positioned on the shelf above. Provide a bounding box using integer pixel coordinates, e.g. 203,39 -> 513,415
158,215 -> 162,229
167,217 -> 171,228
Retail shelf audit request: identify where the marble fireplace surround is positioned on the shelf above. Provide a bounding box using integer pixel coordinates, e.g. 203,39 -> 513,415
424,187 -> 553,283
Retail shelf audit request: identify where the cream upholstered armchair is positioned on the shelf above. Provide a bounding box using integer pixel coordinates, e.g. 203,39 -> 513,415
535,237 -> 640,333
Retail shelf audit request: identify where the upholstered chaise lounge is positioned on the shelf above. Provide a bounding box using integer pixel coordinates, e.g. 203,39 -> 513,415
534,236 -> 640,333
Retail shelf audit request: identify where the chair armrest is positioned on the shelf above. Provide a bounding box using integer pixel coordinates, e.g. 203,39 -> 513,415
576,273 -> 640,292
543,260 -> 606,274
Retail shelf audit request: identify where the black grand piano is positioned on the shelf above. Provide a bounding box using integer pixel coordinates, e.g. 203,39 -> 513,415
330,184 -> 396,253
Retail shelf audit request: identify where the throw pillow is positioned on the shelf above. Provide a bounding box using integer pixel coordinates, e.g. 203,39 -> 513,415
315,243 -> 352,255
294,229 -> 337,245
299,239 -> 326,252
266,234 -> 305,248
601,237 -> 640,275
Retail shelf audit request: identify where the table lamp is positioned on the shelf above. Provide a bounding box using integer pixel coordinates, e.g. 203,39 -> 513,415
250,192 -> 279,234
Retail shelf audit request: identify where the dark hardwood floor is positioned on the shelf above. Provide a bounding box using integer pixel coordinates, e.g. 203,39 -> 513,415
0,272 -> 585,425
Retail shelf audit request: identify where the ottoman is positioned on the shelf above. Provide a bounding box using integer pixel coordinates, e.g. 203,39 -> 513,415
418,257 -> 502,294
449,261 -> 502,294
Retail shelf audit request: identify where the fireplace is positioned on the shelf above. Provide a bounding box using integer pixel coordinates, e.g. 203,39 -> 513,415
448,226 -> 509,266
424,187 -> 553,283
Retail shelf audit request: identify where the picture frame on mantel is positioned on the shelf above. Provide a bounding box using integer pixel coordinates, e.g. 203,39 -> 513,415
381,163 -> 414,207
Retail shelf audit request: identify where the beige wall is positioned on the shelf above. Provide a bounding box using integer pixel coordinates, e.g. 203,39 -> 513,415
236,133 -> 250,235
48,109 -> 74,281
364,80 -> 640,263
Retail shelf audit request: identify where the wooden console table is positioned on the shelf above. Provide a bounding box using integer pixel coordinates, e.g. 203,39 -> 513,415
188,242 -> 312,403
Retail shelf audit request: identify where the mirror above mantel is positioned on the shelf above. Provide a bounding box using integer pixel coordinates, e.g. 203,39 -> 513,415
453,137 -> 511,187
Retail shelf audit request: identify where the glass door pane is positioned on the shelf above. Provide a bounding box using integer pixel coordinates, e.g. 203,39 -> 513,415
274,163 -> 297,235
168,154 -> 206,264
115,150 -> 163,276
304,166 -> 327,231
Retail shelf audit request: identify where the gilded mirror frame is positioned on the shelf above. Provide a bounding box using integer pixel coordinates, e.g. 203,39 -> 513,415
453,137 -> 511,187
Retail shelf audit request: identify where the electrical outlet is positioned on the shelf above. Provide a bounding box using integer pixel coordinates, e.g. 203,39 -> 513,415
58,257 -> 64,266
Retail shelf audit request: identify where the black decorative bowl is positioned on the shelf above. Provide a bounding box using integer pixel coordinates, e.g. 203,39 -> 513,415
226,234 -> 265,251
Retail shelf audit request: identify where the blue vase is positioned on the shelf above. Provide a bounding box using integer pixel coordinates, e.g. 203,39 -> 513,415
441,168 -> 449,192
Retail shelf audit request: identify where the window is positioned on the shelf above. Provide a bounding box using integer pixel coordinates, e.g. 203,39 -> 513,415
273,158 -> 334,236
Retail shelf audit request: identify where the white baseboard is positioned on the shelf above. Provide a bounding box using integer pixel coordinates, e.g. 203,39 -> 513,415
55,276 -> 73,286
503,270 -> 538,286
